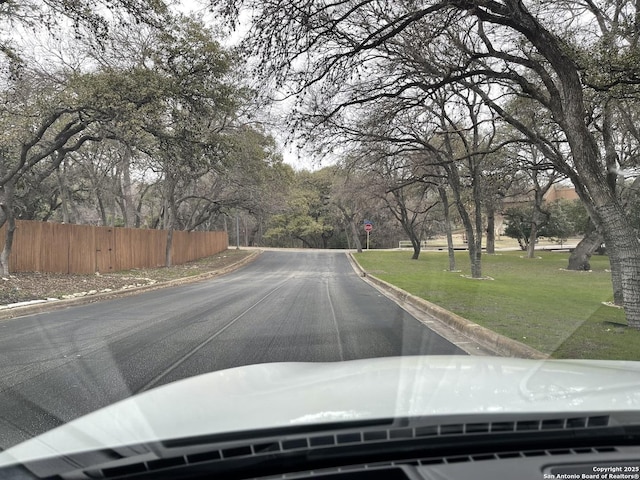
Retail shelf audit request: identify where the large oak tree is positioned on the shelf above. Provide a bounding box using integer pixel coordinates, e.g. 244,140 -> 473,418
213,0 -> 640,328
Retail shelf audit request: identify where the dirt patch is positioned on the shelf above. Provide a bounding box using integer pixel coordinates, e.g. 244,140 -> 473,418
0,249 -> 253,305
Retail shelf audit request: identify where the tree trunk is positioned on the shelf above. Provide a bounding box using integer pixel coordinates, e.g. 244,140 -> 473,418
243,215 -> 249,247
410,236 -> 421,260
321,233 -> 330,249
471,164 -> 484,278
0,181 -> 16,277
593,202 -> 635,310
600,103 -> 624,306
527,221 -> 538,259
349,218 -> 363,252
56,167 -> 74,224
256,215 -> 264,246
447,165 -> 481,277
605,235 -> 625,306
0,216 -> 15,278
438,186 -> 456,271
121,147 -> 136,228
164,177 -> 177,267
86,164 -> 108,225
486,205 -> 495,254
567,220 -> 602,271
454,189 -> 480,276
296,236 -> 314,249
165,228 -> 173,267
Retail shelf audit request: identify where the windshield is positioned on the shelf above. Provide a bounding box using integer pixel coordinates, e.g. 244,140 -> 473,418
0,0 -> 639,478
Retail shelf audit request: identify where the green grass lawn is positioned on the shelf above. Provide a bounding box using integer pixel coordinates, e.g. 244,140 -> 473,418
353,250 -> 640,360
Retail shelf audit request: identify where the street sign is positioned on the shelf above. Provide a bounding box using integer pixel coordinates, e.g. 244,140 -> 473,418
363,221 -> 373,250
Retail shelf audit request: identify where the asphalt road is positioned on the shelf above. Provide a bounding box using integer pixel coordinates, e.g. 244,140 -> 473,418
0,250 -> 465,450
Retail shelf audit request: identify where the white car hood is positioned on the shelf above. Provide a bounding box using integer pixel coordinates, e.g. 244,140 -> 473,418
1,355 -> 640,467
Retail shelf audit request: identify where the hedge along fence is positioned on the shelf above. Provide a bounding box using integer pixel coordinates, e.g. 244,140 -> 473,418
0,220 -> 228,274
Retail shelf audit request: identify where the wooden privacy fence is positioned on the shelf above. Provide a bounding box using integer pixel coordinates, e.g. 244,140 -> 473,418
0,220 -> 228,274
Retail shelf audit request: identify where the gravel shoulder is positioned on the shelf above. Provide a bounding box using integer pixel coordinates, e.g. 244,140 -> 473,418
0,249 -> 254,307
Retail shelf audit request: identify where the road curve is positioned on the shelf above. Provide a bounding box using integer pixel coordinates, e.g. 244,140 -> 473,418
0,250 -> 465,450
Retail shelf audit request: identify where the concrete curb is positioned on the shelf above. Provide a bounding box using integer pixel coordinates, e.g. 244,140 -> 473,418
0,249 -> 262,321
348,252 -> 547,359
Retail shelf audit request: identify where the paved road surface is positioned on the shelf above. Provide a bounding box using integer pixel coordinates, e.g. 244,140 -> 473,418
0,251 -> 465,450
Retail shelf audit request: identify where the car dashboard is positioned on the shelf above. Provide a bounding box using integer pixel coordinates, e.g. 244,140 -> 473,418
2,411 -> 639,479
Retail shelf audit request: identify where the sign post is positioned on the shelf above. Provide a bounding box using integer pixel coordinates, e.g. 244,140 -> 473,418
364,220 -> 373,250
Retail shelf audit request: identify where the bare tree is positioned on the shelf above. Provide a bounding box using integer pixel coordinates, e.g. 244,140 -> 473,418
213,0 -> 640,327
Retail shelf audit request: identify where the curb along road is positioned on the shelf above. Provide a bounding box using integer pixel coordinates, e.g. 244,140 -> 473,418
347,252 -> 547,359
0,250 -> 263,321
